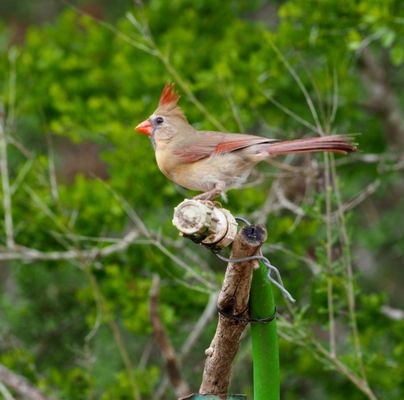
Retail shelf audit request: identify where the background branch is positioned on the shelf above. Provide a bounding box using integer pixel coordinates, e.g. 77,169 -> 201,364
0,102 -> 14,249
0,364 -> 55,400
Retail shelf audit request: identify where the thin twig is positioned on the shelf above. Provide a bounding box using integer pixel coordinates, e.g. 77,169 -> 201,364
324,153 -> 336,357
260,88 -> 318,133
311,339 -> 376,400
83,265 -> 142,400
263,243 -> 321,275
330,156 -> 368,381
300,58 -> 328,130
6,48 -> 17,128
0,49 -> 18,248
329,67 -> 339,126
329,179 -> 380,218
273,181 -> 305,217
0,382 -> 15,400
278,317 -> 377,400
46,134 -> 59,202
222,85 -> 245,132
149,274 -> 191,398
266,38 -> 323,134
0,364 -> 55,400
181,291 -> 218,357
0,103 -> 14,248
64,1 -> 156,55
10,159 -> 34,196
110,307 -> 142,399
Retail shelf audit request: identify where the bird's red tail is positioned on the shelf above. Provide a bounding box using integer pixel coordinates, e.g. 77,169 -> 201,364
266,135 -> 357,156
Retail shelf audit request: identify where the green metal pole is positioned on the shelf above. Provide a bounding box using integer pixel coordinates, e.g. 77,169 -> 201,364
250,263 -> 280,400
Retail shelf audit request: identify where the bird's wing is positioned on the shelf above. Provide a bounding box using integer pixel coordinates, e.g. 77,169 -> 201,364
174,132 -> 278,163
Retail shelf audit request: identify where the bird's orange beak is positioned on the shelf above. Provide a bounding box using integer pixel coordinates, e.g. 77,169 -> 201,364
134,120 -> 153,135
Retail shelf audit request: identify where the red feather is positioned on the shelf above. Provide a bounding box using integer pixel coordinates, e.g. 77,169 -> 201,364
214,137 -> 271,154
159,82 -> 180,108
174,133 -> 277,163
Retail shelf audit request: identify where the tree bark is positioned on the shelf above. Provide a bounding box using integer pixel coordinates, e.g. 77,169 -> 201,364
199,225 -> 267,397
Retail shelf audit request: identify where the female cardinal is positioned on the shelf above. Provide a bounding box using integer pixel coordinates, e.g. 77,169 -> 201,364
134,83 -> 356,200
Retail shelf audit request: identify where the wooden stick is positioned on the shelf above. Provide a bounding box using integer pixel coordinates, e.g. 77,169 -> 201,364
199,224 -> 267,396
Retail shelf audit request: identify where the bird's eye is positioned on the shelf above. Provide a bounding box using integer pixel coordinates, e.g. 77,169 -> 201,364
155,117 -> 164,125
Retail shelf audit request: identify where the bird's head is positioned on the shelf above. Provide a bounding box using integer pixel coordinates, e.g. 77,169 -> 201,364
134,82 -> 189,148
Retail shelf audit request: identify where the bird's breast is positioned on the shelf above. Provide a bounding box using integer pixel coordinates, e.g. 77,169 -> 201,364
155,149 -> 254,192
155,148 -> 174,179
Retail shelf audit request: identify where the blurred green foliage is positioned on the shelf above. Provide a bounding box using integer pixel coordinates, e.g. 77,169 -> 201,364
0,0 -> 403,399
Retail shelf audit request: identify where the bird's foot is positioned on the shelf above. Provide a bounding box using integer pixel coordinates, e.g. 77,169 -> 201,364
192,193 -> 215,201
192,184 -> 225,202
193,188 -> 222,200
194,199 -> 223,209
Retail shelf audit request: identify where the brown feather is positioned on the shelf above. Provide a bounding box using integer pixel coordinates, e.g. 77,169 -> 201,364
265,135 -> 357,155
174,132 -> 277,163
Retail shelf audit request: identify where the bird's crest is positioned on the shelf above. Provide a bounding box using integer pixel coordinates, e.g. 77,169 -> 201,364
159,82 -> 180,110
156,82 -> 186,121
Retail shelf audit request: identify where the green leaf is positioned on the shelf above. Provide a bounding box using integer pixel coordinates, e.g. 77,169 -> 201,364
390,44 -> 404,66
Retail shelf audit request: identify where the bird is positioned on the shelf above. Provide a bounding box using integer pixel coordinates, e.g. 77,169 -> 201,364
134,83 -> 357,200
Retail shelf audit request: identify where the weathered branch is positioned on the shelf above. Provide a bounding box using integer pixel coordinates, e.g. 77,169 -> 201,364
0,229 -> 139,261
199,224 -> 267,396
0,364 -> 54,400
149,274 -> 191,399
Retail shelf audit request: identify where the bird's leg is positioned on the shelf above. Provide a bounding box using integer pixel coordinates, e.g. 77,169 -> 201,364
193,182 -> 225,201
